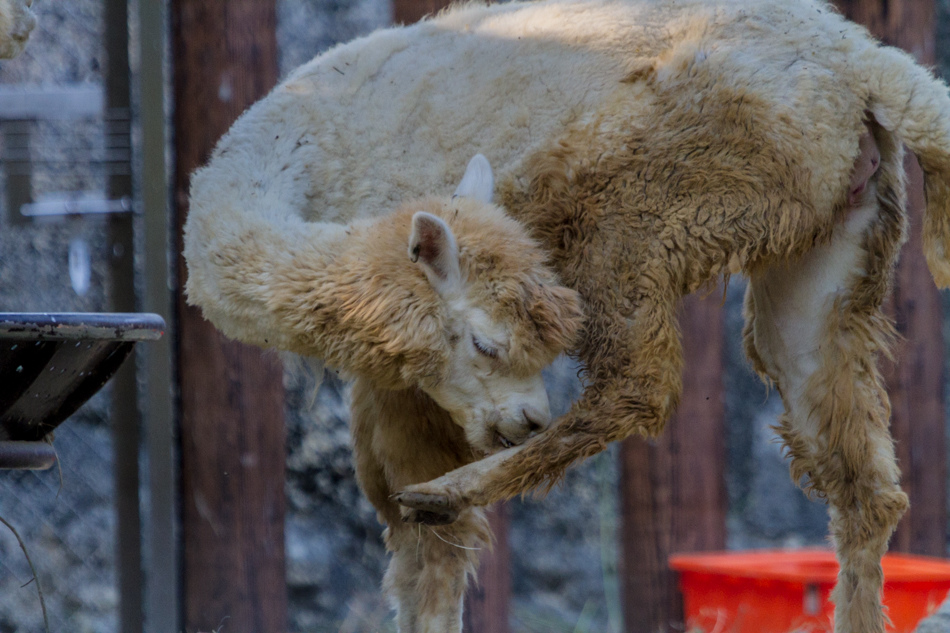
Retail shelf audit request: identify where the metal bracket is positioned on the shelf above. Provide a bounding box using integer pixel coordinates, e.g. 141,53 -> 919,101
0,441 -> 56,470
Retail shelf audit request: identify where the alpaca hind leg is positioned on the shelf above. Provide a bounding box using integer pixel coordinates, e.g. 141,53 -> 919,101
824,429 -> 907,633
384,526 -> 424,632
744,188 -> 907,633
776,411 -> 906,633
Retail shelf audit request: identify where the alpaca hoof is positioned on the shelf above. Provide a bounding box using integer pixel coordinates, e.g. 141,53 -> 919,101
401,507 -> 459,525
394,491 -> 460,525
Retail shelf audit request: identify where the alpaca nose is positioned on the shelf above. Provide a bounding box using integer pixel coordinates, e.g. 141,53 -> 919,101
521,405 -> 551,435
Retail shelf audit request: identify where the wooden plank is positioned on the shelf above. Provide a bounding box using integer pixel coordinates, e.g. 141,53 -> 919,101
835,0 -> 947,558
620,436 -> 671,633
620,290 -> 727,633
1,121 -> 31,224
885,153 -> 947,556
463,505 -> 511,633
171,2 -> 288,633
392,0 -> 452,24
666,291 -> 728,558
0,85 -> 103,119
837,0 -> 935,64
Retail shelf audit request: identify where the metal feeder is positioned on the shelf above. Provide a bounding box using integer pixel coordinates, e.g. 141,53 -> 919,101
0,312 -> 165,469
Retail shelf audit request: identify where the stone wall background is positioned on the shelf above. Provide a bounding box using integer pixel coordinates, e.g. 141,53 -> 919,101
0,1 -> 946,632
0,3 -> 120,632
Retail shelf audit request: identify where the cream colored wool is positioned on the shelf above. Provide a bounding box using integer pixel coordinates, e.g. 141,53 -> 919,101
0,0 -> 34,59
185,1 -> 950,632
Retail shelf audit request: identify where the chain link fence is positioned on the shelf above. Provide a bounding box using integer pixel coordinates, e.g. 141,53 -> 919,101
0,2 -> 120,632
0,398 -> 117,633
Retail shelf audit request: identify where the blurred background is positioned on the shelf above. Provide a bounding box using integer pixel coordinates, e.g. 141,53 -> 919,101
0,1 -> 949,632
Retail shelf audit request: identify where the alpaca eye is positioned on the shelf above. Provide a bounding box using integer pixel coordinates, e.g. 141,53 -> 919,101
472,336 -> 498,359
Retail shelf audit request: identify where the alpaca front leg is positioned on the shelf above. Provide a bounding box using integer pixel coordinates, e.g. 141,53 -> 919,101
385,527 -> 424,633
386,524 -> 473,633
350,380 -> 489,632
384,508 -> 490,633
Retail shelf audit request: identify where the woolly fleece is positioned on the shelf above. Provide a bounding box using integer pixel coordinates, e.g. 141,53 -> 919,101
184,1 -> 950,631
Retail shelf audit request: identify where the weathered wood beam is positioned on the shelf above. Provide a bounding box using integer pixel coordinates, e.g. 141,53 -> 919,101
621,290 -> 727,633
171,2 -> 288,631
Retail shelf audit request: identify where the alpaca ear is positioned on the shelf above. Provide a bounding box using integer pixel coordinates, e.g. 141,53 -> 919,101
453,154 -> 494,203
409,211 -> 462,296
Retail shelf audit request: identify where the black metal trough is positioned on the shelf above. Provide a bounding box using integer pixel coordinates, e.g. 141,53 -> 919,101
0,312 -> 165,469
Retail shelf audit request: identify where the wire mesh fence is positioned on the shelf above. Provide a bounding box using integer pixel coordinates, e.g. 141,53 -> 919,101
0,1 -> 121,632
0,395 -> 117,633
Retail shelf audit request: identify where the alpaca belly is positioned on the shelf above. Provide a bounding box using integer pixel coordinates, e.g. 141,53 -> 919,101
749,194 -> 878,435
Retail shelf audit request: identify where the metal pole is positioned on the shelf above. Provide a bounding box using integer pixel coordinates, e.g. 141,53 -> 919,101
171,3 -> 287,631
136,0 -> 179,631
104,1 -> 143,632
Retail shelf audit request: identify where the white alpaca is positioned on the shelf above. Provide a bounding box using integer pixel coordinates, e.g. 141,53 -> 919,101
186,1 -> 950,631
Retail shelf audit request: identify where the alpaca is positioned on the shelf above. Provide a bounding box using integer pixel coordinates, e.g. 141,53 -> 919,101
185,1 -> 950,631
0,0 -> 34,59
183,154 -> 583,631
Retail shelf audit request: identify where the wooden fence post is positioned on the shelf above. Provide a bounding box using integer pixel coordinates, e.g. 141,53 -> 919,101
463,504 -> 511,633
393,0 -> 453,23
834,0 -> 947,558
620,291 -> 727,633
171,3 -> 288,632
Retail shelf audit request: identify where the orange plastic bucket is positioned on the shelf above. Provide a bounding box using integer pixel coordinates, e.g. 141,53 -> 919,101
669,549 -> 950,633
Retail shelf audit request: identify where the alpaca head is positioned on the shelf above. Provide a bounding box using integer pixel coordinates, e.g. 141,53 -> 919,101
388,155 -> 584,454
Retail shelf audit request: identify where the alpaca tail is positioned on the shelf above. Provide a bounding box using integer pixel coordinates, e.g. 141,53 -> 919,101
858,44 -> 950,287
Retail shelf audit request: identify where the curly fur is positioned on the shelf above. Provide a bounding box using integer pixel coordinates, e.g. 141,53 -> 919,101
185,1 -> 950,631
